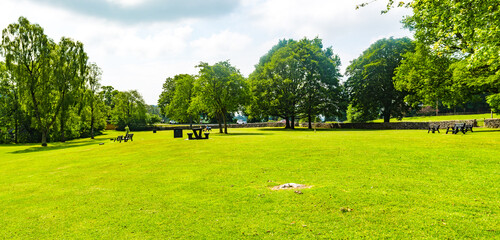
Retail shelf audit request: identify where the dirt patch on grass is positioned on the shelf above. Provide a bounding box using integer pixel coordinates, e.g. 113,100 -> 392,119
271,183 -> 312,190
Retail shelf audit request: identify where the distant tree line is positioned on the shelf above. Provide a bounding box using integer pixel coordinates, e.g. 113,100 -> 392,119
0,17 -> 160,146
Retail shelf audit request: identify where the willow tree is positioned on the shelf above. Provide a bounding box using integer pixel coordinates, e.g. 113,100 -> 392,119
2,17 -> 57,146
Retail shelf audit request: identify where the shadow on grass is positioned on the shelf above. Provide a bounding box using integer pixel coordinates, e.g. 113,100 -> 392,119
256,127 -> 373,132
469,129 -> 500,134
222,132 -> 271,136
9,141 -> 100,154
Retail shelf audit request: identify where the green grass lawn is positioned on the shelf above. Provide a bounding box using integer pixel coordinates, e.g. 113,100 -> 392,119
371,113 -> 499,126
1,128 -> 499,238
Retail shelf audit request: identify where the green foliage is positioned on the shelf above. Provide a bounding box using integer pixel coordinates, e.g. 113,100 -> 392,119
345,37 -> 415,122
112,90 -> 148,130
0,128 -> 498,238
0,17 -> 108,145
158,74 -> 198,125
394,42 -> 455,111
397,0 -> 499,109
194,61 -> 248,133
486,94 -> 500,113
249,38 -> 342,128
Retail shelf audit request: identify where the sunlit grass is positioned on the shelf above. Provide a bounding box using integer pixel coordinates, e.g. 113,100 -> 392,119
0,128 -> 498,238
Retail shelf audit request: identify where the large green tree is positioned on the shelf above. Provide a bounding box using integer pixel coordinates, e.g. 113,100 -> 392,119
85,63 -> 103,139
194,61 -> 247,134
369,0 -> 500,111
2,17 -> 59,146
53,37 -> 88,142
345,37 -> 414,122
112,90 -> 148,130
394,42 -> 455,115
250,38 -> 342,128
158,74 -> 197,128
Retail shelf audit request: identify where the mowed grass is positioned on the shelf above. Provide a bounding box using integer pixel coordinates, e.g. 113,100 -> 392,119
0,128 -> 499,238
371,113 -> 499,126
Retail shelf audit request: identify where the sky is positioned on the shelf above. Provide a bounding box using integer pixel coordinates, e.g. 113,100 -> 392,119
0,0 -> 412,105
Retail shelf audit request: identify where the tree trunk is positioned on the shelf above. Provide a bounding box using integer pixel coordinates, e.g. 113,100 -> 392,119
60,116 -> 66,142
383,113 -> 390,123
41,129 -> 48,147
218,113 -> 223,133
189,115 -> 193,129
14,118 -> 18,144
308,113 -> 312,129
435,99 -> 439,116
291,116 -> 295,129
223,112 -> 228,134
285,117 -> 290,128
90,101 -> 95,139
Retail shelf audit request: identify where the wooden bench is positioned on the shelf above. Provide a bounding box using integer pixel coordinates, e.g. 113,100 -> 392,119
428,125 -> 440,133
446,123 -> 466,134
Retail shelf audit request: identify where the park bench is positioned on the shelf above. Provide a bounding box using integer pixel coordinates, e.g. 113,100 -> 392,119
124,133 -> 134,142
465,124 -> 473,132
428,125 -> 440,133
446,123 -> 466,134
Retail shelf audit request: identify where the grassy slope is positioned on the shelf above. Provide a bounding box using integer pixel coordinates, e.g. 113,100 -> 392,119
371,113 -> 499,126
0,128 -> 499,238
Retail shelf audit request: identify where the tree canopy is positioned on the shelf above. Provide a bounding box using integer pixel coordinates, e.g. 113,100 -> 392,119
249,38 -> 342,128
370,0 -> 500,112
345,37 -> 414,122
194,61 -> 247,134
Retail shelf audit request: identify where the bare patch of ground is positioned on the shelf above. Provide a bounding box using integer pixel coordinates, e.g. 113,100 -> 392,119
271,183 -> 312,190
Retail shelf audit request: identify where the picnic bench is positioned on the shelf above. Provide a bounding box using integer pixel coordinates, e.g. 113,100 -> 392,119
446,123 -> 466,134
187,128 -> 209,140
428,125 -> 440,133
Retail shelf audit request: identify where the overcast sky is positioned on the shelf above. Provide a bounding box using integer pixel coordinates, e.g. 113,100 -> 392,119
0,0 -> 412,105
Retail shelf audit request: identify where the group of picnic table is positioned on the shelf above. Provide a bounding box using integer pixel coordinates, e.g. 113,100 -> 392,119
428,123 -> 473,134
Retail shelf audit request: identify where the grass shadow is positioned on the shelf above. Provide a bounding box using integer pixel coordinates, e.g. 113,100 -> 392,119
222,132 -> 271,136
9,140 -> 100,154
256,127 -> 374,132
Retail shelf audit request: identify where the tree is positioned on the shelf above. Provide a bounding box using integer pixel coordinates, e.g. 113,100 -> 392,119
247,39 -> 294,123
194,61 -> 247,134
2,17 -> 59,146
158,74 -> 198,128
0,61 -> 18,143
53,37 -> 88,142
393,42 -> 456,115
250,38 -> 343,128
112,90 -> 148,130
86,63 -> 102,139
369,0 -> 500,111
294,38 -> 342,129
345,37 -> 414,122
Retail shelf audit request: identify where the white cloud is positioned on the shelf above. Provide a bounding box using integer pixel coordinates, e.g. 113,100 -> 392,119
190,30 -> 253,63
105,0 -> 148,7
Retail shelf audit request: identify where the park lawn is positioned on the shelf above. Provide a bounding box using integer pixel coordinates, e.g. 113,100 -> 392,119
0,128 -> 498,239
371,113 -> 498,126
